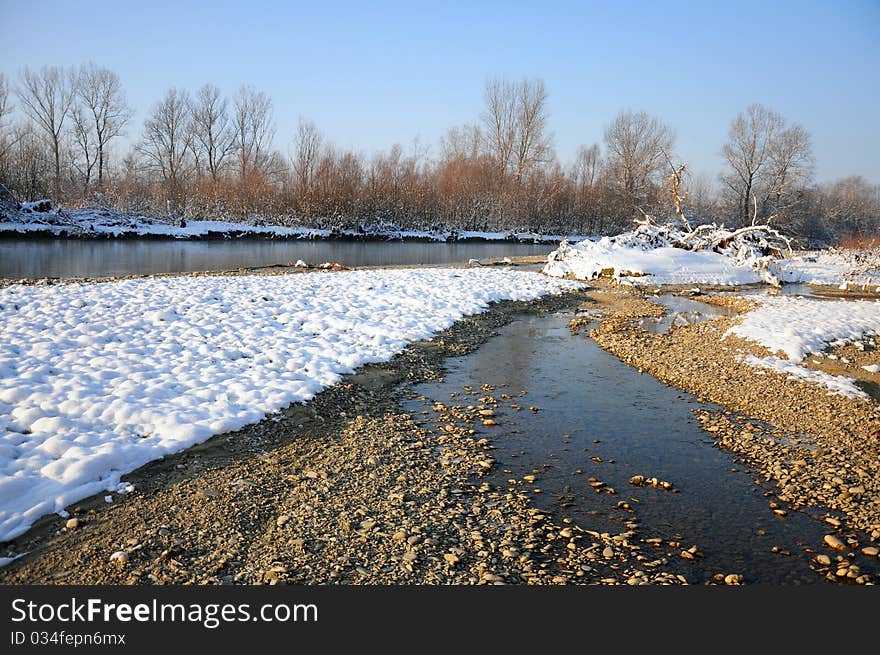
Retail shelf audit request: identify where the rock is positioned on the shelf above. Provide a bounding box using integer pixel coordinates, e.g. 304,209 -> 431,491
629,475 -> 645,486
65,518 -> 80,530
824,517 -> 842,528
559,528 -> 572,538
602,546 -> 614,559
523,474 -> 537,483
392,530 -> 407,541
109,551 -> 128,563
198,488 -> 221,498
276,515 -> 290,527
406,535 -> 423,546
824,534 -> 847,551
359,520 -> 377,531
443,553 -> 460,565
481,419 -> 497,427
724,574 -> 742,585
815,554 -> 832,566
478,409 -> 496,417
861,546 -> 879,557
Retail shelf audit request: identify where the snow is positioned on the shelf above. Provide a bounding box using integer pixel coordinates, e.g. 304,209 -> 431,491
543,237 -> 769,285
0,268 -> 579,542
741,355 -> 869,401
781,250 -> 880,287
0,207 -> 583,243
726,297 -> 880,362
863,364 -> 880,374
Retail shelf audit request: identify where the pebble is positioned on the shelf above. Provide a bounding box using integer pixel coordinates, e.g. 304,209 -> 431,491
823,535 -> 847,551
443,553 -> 460,565
862,546 -> 879,557
724,574 -> 742,585
109,551 -> 128,563
602,546 -> 614,559
65,518 -> 80,530
276,515 -> 290,527
815,554 -> 832,566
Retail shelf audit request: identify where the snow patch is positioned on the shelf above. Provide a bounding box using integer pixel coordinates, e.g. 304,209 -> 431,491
726,297 -> 880,362
0,268 -> 580,541
741,355 -> 869,401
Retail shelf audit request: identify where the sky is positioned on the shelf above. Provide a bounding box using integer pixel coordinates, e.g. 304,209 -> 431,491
1,0 -> 878,183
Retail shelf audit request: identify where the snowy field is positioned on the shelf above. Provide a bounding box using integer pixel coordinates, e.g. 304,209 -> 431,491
727,297 -> 880,401
0,269 -> 579,542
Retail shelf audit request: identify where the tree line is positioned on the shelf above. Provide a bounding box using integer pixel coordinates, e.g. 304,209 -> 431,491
0,64 -> 877,244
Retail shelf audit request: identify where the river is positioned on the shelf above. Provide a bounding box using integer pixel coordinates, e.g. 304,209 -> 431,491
0,237 -> 551,279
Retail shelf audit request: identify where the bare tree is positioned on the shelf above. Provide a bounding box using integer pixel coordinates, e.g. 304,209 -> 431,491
137,88 -> 192,214
512,78 -> 551,182
71,105 -> 99,195
75,63 -> 131,188
189,84 -> 234,182
572,143 -> 601,192
233,85 -> 275,181
721,104 -> 813,226
482,78 -> 517,178
291,117 -> 323,196
721,104 -> 783,225
603,110 -> 674,209
17,66 -> 76,198
762,123 -> 813,221
0,73 -> 20,167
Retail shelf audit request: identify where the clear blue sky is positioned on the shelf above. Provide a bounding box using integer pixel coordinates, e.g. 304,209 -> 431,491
1,0 -> 878,183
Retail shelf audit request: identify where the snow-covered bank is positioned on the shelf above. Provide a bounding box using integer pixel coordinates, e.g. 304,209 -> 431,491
727,296 -> 880,401
543,222 -> 790,286
740,355 -> 870,401
543,222 -> 879,288
0,269 -> 580,542
0,205 -> 583,243
543,238 -> 768,285
726,296 -> 880,362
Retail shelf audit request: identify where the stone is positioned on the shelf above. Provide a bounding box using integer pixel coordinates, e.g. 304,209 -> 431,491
392,531 -> 407,542
724,574 -> 742,585
824,534 -> 847,551
276,515 -> 290,527
815,554 -> 832,566
602,546 -> 614,559
443,553 -> 460,565
65,518 -> 80,530
861,546 -> 879,557
824,517 -> 842,528
109,551 -> 128,563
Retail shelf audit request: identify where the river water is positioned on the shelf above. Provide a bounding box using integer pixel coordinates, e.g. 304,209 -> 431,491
0,238 -> 551,279
407,311 -> 878,584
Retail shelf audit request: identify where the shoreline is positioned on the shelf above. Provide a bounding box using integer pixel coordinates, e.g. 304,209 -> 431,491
582,281 -> 880,579
2,271 -> 878,584
1,289 -> 687,586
